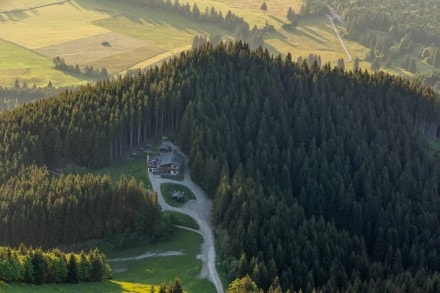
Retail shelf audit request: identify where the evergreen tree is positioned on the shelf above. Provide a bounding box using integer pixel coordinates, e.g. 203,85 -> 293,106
67,254 -> 79,283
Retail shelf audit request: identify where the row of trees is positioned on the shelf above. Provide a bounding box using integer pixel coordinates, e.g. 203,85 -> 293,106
0,246 -> 110,284
0,84 -> 63,112
52,56 -> 109,79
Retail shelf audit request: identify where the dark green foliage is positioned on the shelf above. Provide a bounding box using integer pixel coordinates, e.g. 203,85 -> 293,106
67,254 -> 79,283
327,0 -> 440,46
1,40 -> 440,291
0,84 -> 63,112
0,246 -> 110,284
0,166 -> 161,248
53,56 -> 108,79
169,43 -> 440,291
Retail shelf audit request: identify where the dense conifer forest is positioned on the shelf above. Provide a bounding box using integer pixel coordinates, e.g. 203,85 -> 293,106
1,42 -> 440,291
0,166 -> 160,248
325,0 -> 440,46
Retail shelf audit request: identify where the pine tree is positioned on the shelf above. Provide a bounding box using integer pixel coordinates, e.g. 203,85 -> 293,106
67,254 -> 79,283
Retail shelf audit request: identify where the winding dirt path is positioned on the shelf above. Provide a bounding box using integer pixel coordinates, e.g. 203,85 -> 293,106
326,14 -> 352,62
108,251 -> 184,262
147,144 -> 224,293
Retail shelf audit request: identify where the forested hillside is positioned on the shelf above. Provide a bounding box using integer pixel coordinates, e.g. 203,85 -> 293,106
1,42 -> 440,290
325,0 -> 440,83
176,43 -> 440,291
325,0 -> 440,46
0,166 -> 159,248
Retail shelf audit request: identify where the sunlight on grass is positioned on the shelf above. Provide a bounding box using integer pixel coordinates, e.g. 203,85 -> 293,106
0,1 -> 109,49
0,38 -> 86,87
2,229 -> 212,292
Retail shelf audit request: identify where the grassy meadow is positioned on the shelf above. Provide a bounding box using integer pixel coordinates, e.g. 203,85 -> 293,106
0,38 -> 87,87
0,229 -> 212,292
1,0 -> 431,88
0,0 -> 232,87
71,153 -> 152,189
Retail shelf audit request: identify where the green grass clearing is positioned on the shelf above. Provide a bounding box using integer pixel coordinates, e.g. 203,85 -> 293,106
1,229 -> 212,292
164,211 -> 199,230
160,183 -> 196,207
428,140 -> 440,153
70,153 -> 151,189
0,38 -> 86,87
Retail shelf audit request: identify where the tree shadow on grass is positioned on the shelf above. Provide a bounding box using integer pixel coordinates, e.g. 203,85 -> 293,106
269,15 -> 286,24
265,31 -> 297,50
74,0 -> 228,35
290,27 -> 328,46
0,11 -> 31,22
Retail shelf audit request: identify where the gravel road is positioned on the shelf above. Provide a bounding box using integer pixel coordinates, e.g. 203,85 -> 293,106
147,145 -> 224,293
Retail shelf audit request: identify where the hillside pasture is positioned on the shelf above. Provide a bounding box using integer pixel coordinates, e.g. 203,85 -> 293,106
36,32 -> 166,73
184,0 -> 304,29
0,0 -> 57,13
265,16 -> 368,66
0,1 -> 109,49
92,11 -> 230,51
0,38 -> 85,87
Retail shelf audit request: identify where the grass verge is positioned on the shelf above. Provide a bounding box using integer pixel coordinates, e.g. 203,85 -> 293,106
164,211 -> 199,230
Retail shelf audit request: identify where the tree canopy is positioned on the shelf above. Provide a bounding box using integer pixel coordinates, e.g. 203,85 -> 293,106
0,41 -> 440,291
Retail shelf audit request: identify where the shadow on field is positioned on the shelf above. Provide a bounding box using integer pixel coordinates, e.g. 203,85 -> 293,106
74,0 -> 225,35
292,27 -> 327,46
269,15 -> 285,24
262,42 -> 281,56
1,11 -> 30,22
